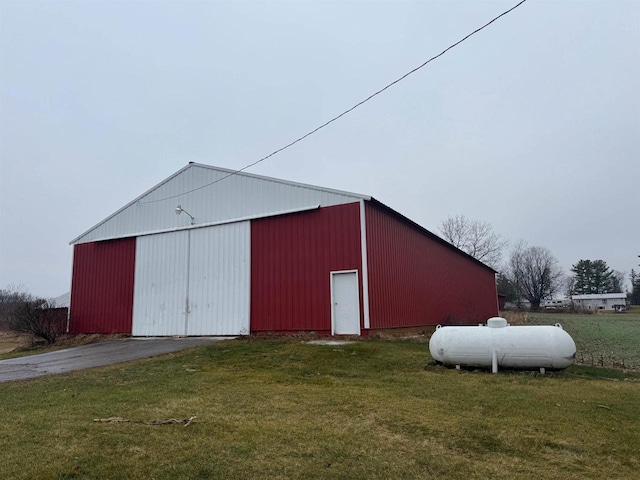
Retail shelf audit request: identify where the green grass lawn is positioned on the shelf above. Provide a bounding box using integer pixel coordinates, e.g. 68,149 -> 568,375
505,310 -> 640,370
1,338 -> 638,479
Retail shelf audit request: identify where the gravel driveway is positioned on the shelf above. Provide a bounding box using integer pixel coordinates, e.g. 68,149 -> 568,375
0,337 -> 229,382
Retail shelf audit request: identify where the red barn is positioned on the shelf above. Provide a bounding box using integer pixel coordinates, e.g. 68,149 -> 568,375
69,163 -> 497,336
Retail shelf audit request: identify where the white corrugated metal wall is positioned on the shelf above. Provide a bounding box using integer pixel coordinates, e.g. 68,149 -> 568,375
72,164 -> 366,245
131,222 -> 250,336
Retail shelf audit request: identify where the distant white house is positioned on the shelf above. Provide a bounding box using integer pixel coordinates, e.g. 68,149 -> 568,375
571,293 -> 627,312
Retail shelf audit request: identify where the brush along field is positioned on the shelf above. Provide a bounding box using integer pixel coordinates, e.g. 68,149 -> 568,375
0,332 -> 125,361
0,330 -> 33,355
0,337 -> 638,480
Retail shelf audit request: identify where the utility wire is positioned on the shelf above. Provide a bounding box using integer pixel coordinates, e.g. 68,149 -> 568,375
142,0 -> 528,204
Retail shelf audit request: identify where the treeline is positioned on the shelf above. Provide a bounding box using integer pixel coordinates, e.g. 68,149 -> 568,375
438,215 -> 637,309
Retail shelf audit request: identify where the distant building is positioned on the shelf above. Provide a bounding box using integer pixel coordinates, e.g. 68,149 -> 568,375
497,294 -> 506,311
52,292 -> 70,309
571,293 -> 627,312
542,298 -> 570,309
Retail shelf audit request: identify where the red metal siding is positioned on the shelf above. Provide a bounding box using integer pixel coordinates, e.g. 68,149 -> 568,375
69,238 -> 136,334
251,203 -> 363,333
365,202 -> 498,328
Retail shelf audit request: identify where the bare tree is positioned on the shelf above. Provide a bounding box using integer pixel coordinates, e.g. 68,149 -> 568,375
13,298 -> 66,344
610,270 -> 626,293
1,285 -> 66,343
438,215 -> 507,269
505,241 -> 564,310
564,276 -> 576,298
0,284 -> 33,330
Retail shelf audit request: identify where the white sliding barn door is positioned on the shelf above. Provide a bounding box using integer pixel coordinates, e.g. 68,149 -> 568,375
187,222 -> 250,335
132,223 -> 250,336
132,231 -> 189,336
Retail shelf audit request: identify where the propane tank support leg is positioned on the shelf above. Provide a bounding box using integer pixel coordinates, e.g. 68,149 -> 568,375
491,349 -> 498,374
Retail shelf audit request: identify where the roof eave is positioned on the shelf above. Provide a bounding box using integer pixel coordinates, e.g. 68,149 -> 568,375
69,163 -> 194,245
366,198 -> 497,274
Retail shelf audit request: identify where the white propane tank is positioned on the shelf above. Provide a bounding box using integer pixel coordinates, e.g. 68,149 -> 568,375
429,317 -> 576,372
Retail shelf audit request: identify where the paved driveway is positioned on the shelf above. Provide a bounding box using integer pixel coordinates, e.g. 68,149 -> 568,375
0,337 -> 229,383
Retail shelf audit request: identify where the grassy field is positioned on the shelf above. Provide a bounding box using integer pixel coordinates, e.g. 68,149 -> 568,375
1,337 -> 639,479
503,308 -> 640,370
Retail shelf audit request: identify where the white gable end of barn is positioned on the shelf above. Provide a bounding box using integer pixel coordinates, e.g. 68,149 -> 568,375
71,163 -> 369,245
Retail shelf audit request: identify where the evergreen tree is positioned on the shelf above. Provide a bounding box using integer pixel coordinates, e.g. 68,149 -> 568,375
570,259 -> 615,294
630,269 -> 640,305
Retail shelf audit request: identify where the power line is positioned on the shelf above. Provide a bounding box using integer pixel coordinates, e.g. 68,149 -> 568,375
142,0 -> 528,204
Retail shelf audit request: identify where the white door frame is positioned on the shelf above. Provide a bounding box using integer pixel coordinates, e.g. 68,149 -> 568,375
359,199 -> 370,329
330,269 -> 361,336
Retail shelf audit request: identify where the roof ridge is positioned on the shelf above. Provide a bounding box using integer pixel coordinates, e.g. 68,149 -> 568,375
185,162 -> 370,201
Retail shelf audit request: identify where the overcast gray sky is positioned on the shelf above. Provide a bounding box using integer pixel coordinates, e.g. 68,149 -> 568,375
1,0 -> 639,298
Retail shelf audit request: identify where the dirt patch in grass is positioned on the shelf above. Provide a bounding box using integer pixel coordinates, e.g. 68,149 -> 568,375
369,325 -> 437,339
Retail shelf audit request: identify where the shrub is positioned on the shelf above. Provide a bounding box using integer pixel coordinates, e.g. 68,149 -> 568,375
13,299 -> 66,344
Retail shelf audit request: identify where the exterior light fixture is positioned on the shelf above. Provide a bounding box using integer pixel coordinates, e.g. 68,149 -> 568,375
175,204 -> 195,225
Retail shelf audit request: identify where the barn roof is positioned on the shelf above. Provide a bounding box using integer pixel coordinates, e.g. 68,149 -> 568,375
367,198 -> 496,273
70,163 -> 369,245
571,293 -> 626,300
69,163 -> 495,273
52,292 -> 71,308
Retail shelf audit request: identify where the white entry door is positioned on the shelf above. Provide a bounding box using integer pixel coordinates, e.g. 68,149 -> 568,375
331,271 -> 361,335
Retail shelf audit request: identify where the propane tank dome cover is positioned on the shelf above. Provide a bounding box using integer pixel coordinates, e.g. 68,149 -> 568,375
487,317 -> 508,328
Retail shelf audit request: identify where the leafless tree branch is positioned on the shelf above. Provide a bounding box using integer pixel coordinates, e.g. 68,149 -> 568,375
438,215 -> 508,270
